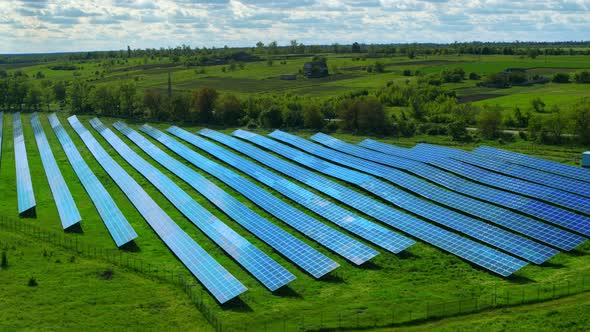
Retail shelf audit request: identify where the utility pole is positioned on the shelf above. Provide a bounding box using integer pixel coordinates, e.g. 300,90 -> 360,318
167,72 -> 172,98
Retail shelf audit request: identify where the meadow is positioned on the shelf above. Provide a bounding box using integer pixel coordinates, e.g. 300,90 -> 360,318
2,111 -> 590,331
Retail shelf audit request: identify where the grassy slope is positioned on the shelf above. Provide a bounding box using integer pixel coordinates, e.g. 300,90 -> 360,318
2,113 -> 590,330
0,231 -> 212,331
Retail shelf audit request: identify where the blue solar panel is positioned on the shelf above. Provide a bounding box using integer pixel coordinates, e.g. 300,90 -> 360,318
231,129 -> 527,277
269,131 -> 558,264
475,146 -> 590,183
359,139 -> 590,237
13,113 -> 36,216
408,144 -> 590,215
194,128 -> 414,254
117,123 -> 336,279
30,113 -> 81,229
48,114 -> 137,247
310,133 -> 585,251
149,125 -> 376,266
414,144 -> 590,198
68,116 -> 246,304
92,119 -> 295,291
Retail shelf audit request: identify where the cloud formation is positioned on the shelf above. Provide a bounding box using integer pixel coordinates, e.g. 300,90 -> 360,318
1,0 -> 589,53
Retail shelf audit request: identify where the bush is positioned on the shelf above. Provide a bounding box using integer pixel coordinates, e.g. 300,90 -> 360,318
468,72 -> 481,80
552,72 -> 570,83
402,69 -> 412,76
1,251 -> 6,269
574,71 -> 590,83
28,276 -> 38,287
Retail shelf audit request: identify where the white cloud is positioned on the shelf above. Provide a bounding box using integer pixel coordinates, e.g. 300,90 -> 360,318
1,0 -> 589,53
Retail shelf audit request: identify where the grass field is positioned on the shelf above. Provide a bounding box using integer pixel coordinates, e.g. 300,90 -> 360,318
2,111 -> 590,330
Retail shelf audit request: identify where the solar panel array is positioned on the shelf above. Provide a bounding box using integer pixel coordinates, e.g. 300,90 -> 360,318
310,133 -> 585,251
31,113 -> 81,229
48,114 -> 138,247
408,144 -> 590,215
68,116 -> 246,304
118,123 -> 337,279
414,144 -> 590,198
13,112 -> 36,215
191,129 -> 414,254
150,125 -> 377,266
91,119 -> 295,291
268,130 -> 558,264
475,145 -> 590,183
231,129 -> 528,277
359,139 -> 590,237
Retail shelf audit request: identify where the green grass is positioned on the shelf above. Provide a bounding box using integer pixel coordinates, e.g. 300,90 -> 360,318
2,112 -> 590,330
0,231 -> 212,331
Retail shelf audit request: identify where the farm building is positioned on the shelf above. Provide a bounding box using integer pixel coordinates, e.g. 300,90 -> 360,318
303,61 -> 329,78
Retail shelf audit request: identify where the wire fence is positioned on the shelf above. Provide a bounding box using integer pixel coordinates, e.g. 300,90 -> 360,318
1,215 -> 589,332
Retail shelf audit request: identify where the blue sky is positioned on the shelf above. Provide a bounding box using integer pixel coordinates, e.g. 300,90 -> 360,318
1,0 -> 589,54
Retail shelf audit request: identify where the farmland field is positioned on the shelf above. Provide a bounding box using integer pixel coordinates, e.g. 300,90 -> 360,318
2,111 -> 590,331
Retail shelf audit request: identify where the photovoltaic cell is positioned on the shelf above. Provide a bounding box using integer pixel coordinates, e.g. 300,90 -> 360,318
13,113 -> 36,216
269,130 -> 558,264
196,128 -> 415,254
68,116 -> 246,304
408,144 -> 590,215
359,139 -> 590,237
48,114 -> 137,247
92,119 -> 294,291
231,129 -> 527,277
474,145 -> 590,184
413,144 -> 590,198
118,123 -> 336,279
310,133 -> 585,251
31,113 -> 81,229
151,125 -> 376,266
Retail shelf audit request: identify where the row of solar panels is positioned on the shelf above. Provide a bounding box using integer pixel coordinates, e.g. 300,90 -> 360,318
3,113 -> 590,304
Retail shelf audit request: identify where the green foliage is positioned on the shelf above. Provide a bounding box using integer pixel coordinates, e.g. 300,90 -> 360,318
552,72 -> 570,83
477,104 -> 503,139
574,71 -> 590,83
67,80 -> 94,114
302,103 -> 324,129
214,94 -> 243,126
258,106 -> 283,128
531,97 -> 546,113
441,68 -> 465,83
1,251 -> 7,269
28,276 -> 38,287
468,72 -> 480,80
572,98 -> 590,144
338,96 -> 389,134
191,87 -> 218,123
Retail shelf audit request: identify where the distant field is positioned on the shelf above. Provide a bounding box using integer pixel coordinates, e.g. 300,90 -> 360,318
2,112 -> 590,330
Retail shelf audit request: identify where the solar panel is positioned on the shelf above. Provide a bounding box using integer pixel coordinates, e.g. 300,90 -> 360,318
359,139 -> 590,237
413,144 -> 590,198
30,113 -> 81,229
474,146 -> 590,183
269,130 -> 558,264
48,114 -> 137,247
407,144 -> 590,215
194,128 -> 414,254
117,123 -> 336,279
91,119 -> 295,291
67,116 -> 246,304
310,133 -> 585,251
231,129 -> 527,277
148,125 -> 376,266
13,113 -> 36,216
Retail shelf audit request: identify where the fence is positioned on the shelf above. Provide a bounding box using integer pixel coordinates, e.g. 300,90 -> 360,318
1,215 -> 589,332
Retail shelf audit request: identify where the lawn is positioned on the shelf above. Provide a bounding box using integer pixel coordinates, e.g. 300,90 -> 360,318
2,112 -> 590,330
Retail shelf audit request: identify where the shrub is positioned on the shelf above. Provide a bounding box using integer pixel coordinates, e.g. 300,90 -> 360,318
574,71 -> 590,83
28,276 -> 38,287
552,72 -> 570,83
468,72 -> 480,80
1,251 -> 7,269
402,69 -> 412,76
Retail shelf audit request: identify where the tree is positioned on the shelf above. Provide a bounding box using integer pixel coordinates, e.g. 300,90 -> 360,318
303,103 -> 323,129
339,96 -> 389,134
143,89 -> 163,119
127,45 -> 132,58
92,85 -> 119,115
352,42 -> 361,53
572,98 -> 590,144
53,81 -> 67,104
448,121 -> 470,142
119,82 -> 137,117
25,86 -> 42,111
170,93 -> 191,122
552,72 -> 570,83
574,71 -> 590,83
476,105 -> 503,139
544,105 -> 567,143
530,97 -> 546,113
214,94 -> 243,126
374,61 -> 385,73
290,40 -> 298,53
259,106 -> 283,128
67,80 -> 93,114
191,87 -> 218,123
